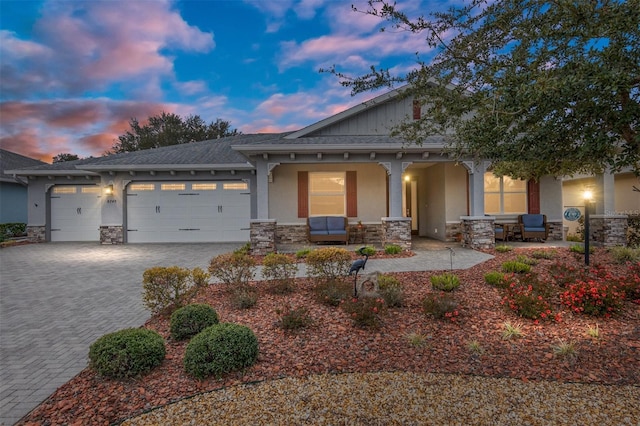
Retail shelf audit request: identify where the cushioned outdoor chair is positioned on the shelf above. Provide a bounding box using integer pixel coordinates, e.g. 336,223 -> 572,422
495,224 -> 507,241
517,214 -> 549,241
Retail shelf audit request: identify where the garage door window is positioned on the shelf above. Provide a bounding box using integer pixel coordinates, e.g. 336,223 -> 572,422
161,183 -> 186,191
53,186 -> 76,194
130,184 -> 155,191
223,182 -> 248,190
192,183 -> 217,190
81,187 -> 101,194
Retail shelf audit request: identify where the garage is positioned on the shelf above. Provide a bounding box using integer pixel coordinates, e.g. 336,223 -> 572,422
126,181 -> 250,243
50,185 -> 101,241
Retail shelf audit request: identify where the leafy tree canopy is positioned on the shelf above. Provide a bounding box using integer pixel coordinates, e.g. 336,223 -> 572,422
328,0 -> 639,179
52,153 -> 80,163
111,112 -> 239,153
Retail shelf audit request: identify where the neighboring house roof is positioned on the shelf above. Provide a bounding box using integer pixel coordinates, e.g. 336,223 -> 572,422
0,149 -> 47,184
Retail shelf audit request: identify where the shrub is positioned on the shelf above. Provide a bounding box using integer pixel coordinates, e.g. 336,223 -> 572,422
620,263 -> 640,302
484,271 -> 509,289
501,321 -> 524,340
531,249 -> 556,260
560,279 -> 625,317
609,246 -> 640,264
142,266 -> 197,313
566,233 -> 583,242
306,247 -> 351,283
0,223 -> 26,238
295,248 -> 311,259
170,304 -> 219,340
359,245 -> 377,256
627,215 -> 640,248
342,297 -> 387,328
276,304 -> 313,330
501,273 -> 556,321
515,254 -> 538,266
495,244 -> 513,253
262,253 -> 298,294
184,323 -> 258,379
234,242 -> 252,256
569,244 -> 594,254
314,279 -> 351,306
501,261 -> 532,274
208,252 -> 256,287
384,244 -> 402,255
89,328 -> 165,379
229,286 -> 258,309
191,267 -> 211,288
422,292 -> 460,321
378,274 -> 404,307
430,272 -> 461,291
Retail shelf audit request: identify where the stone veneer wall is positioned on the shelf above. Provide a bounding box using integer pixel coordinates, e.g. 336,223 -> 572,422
589,215 -> 628,247
100,226 -> 123,244
27,225 -> 46,243
445,222 -> 463,242
461,216 -> 495,250
250,220 -> 276,255
275,224 -> 307,245
381,217 -> 412,251
547,220 -> 563,241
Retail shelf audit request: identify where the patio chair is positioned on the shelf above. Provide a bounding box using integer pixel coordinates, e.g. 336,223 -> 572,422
517,214 -> 549,241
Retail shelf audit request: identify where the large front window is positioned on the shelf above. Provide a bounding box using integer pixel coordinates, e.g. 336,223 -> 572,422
309,172 -> 345,216
484,173 -> 527,214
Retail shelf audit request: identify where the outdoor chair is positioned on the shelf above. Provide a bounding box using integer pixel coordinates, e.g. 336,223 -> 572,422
517,214 -> 549,241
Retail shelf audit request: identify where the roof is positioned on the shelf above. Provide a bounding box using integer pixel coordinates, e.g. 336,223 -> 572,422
0,149 -> 47,184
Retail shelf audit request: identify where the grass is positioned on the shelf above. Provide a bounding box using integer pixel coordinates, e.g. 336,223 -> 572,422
501,321 -> 524,340
467,340 -> 484,355
405,332 -> 430,348
495,244 -> 513,253
553,340 -> 578,360
587,324 -> 600,339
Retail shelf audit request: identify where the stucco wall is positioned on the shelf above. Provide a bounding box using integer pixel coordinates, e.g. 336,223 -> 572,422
614,173 -> 640,216
422,164 -> 445,239
269,163 -> 387,224
0,182 -> 28,223
445,163 -> 468,222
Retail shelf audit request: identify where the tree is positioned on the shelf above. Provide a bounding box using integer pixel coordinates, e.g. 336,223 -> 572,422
52,153 -> 80,163
111,112 -> 239,153
329,0 -> 639,179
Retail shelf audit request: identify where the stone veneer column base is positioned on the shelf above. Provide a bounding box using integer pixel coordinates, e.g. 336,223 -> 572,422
461,216 -> 495,250
589,215 -> 628,247
100,226 -> 124,244
27,225 -> 46,243
381,217 -> 412,251
251,219 -> 277,255
547,220 -> 563,241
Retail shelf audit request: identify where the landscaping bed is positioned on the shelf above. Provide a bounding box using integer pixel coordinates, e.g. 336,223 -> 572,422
18,247 -> 640,426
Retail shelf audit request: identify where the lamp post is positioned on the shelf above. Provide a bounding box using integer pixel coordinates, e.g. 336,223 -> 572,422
583,190 -> 592,266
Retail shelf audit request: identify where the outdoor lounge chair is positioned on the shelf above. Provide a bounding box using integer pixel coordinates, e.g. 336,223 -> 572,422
517,214 -> 549,241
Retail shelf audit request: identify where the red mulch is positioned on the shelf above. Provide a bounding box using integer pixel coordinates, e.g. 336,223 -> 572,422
19,247 -> 640,426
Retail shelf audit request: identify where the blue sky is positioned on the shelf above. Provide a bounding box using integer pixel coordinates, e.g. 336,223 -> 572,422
0,0 -> 451,162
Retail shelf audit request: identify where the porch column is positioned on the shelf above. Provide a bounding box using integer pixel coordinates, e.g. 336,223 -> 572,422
463,161 -> 489,216
593,172 -> 615,215
255,160 -> 269,218
381,160 -> 406,218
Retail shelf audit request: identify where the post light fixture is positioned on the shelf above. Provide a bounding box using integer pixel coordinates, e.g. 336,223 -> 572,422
583,190 -> 593,266
104,184 -> 114,196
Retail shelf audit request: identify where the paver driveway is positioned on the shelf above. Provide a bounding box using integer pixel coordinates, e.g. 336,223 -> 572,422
0,242 -> 245,426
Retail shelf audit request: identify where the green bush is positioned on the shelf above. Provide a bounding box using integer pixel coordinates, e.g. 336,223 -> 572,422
208,252 -> 256,287
191,267 -> 211,288
170,304 -> 219,340
314,279 -> 351,306
628,215 -> 640,248
234,242 -> 252,256
515,254 -> 538,266
609,246 -> 640,264
342,296 -> 387,328
430,272 -> 461,291
569,244 -> 594,255
495,244 -> 513,253
295,248 -> 311,258
359,246 -> 377,256
262,253 -> 298,294
484,271 -> 509,289
501,261 -> 532,274
0,223 -> 26,238
142,266 -> 198,313
384,244 -> 402,255
184,323 -> 259,379
88,328 -> 165,379
378,274 -> 404,307
502,273 -> 556,321
306,247 -> 351,283
276,304 -> 313,330
531,250 -> 556,260
422,292 -> 460,321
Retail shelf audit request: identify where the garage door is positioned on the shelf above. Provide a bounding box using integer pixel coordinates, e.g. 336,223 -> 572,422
126,181 -> 250,243
50,185 -> 101,241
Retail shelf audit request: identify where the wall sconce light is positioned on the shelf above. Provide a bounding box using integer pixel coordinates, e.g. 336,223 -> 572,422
404,175 -> 411,182
104,184 -> 114,195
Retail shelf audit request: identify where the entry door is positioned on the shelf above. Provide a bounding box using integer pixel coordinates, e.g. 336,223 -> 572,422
50,186 -> 101,241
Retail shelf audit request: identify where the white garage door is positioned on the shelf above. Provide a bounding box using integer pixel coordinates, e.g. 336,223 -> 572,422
126,181 -> 250,243
50,186 -> 101,241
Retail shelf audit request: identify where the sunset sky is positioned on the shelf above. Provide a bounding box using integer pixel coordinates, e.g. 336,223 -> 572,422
0,0 -> 450,162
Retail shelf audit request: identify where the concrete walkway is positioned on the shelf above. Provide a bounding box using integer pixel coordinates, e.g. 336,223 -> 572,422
0,240 -> 491,425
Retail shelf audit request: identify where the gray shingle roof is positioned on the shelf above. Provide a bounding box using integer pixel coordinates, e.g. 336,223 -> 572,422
0,149 -> 47,182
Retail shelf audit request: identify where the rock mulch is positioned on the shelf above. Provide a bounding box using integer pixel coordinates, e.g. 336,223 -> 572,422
18,247 -> 640,425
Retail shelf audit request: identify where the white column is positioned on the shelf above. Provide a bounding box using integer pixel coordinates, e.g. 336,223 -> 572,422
463,161 -> 489,216
382,161 -> 405,218
255,160 -> 269,218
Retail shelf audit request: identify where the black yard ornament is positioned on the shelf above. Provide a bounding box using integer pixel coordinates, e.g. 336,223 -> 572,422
349,246 -> 369,297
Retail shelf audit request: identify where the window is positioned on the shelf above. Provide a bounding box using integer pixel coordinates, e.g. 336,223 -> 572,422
223,182 -> 248,190
192,183 -> 217,190
161,183 -> 185,191
309,172 -> 345,216
81,186 -> 101,194
484,173 -> 527,214
130,183 -> 155,191
53,186 -> 76,194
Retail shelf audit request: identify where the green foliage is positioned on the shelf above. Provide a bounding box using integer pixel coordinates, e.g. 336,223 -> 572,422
111,112 -> 239,153
208,252 -> 256,287
305,247 -> 352,283
170,304 -> 219,341
560,279 -> 625,317
183,323 -> 258,380
495,244 -> 512,253
88,328 -> 165,379
422,292 -> 460,321
314,279 -> 351,306
295,248 -> 311,258
190,267 -> 211,288
342,297 -> 387,328
501,261 -> 532,274
262,253 -> 298,294
484,271 -> 509,289
531,250 -> 556,260
142,266 -> 202,313
0,223 -> 26,238
501,322 -> 524,340
569,244 -> 594,255
384,244 -> 402,255
337,0 -> 640,177
276,304 -> 313,330
627,215 -> 640,248
501,273 -> 556,321
234,242 -> 252,256
609,246 -> 640,264
52,153 -> 80,163
430,272 -> 461,291
229,286 -> 258,309
377,274 -> 404,307
566,234 -> 583,242
515,255 -> 538,266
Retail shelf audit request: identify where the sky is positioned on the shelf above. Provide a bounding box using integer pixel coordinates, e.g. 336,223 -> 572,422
0,0 -> 452,162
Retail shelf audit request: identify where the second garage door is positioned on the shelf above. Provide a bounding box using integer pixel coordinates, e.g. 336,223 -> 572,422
126,181 -> 250,243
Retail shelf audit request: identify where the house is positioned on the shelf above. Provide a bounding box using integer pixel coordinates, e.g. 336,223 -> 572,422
8,87 -> 633,251
0,149 -> 46,224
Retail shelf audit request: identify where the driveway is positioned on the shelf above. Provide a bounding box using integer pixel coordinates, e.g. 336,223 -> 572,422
0,242 -> 244,426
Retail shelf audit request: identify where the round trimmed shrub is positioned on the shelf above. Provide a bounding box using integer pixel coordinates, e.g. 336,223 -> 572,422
88,328 -> 165,379
184,323 -> 259,379
170,304 -> 219,340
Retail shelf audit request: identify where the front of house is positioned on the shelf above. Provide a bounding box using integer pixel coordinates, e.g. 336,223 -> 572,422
10,87 -> 633,251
